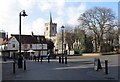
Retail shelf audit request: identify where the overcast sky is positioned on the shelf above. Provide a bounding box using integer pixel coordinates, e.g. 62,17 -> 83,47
0,0 -> 119,37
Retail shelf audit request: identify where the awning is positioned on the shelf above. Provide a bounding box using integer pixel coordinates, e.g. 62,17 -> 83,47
17,50 -> 24,52
27,50 -> 35,52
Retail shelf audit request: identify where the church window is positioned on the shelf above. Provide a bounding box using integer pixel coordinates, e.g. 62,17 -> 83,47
12,44 -> 15,48
46,27 -> 48,30
52,27 -> 54,31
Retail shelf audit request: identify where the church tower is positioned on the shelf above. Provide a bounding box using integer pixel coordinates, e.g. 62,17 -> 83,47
45,12 -> 57,40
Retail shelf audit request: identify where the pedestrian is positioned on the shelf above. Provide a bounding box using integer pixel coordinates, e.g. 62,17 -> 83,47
47,52 -> 50,63
35,55 -> 36,62
41,56 -> 43,63
31,55 -> 33,60
33,55 -> 36,61
38,55 -> 40,62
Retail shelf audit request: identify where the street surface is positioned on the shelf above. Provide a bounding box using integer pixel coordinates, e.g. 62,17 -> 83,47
1,54 -> 119,80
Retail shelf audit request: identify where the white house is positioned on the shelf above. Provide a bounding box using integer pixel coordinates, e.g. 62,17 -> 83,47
1,34 -> 48,58
0,37 -> 8,57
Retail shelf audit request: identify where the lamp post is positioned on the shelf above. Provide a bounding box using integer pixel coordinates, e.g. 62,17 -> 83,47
41,38 -> 43,63
64,43 -> 67,64
61,26 -> 64,64
18,10 -> 28,69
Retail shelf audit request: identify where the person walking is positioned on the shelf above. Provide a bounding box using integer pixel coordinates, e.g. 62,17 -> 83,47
47,51 -> 50,63
33,55 -> 36,62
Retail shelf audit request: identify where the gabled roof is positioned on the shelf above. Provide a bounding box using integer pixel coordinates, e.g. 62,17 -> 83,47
0,37 -> 8,45
11,34 -> 47,44
0,38 -> 3,45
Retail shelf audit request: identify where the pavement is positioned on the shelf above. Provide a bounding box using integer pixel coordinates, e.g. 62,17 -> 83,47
0,58 -> 2,82
1,54 -> 119,81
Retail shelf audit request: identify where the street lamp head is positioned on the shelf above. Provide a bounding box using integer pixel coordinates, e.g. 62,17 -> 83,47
61,25 -> 64,29
61,25 -> 65,30
21,10 -> 28,17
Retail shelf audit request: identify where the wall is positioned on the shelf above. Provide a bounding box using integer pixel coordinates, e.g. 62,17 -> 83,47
7,36 -> 19,50
4,36 -> 48,57
32,44 -> 47,50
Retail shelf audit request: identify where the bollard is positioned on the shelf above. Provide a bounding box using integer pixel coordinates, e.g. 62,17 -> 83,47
24,60 -> 26,70
65,56 -> 67,64
35,56 -> 36,62
41,56 -> 43,63
13,62 -> 15,74
62,56 -> 64,64
18,56 -> 23,69
64,50 -> 67,64
105,60 -> 108,74
48,56 -> 50,63
38,56 -> 40,62
59,57 -> 61,63
97,58 -> 102,71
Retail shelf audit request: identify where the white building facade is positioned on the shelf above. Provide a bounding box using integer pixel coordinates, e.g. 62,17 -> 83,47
1,34 -> 48,58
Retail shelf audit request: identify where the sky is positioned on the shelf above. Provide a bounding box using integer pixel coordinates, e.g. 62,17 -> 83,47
0,0 -> 119,37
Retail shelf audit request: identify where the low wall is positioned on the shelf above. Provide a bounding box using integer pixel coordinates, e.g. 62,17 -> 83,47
58,50 -> 74,55
82,53 -> 101,56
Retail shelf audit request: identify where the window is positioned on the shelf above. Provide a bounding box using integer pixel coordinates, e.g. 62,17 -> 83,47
12,44 -> 15,48
24,44 -> 28,49
46,27 -> 48,30
52,27 -> 54,31
30,44 -> 32,48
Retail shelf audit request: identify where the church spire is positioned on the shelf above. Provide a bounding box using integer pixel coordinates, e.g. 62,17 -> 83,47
50,12 -> 52,23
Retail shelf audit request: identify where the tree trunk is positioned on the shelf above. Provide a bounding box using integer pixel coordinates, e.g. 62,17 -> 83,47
99,36 -> 103,53
95,39 -> 97,52
94,35 -> 98,52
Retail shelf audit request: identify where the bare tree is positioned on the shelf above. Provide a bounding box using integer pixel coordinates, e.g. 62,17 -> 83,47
57,25 -> 74,51
78,7 -> 117,52
64,25 -> 86,52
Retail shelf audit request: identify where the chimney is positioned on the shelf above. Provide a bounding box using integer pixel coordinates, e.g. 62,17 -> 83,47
6,32 -> 8,41
31,31 -> 34,36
